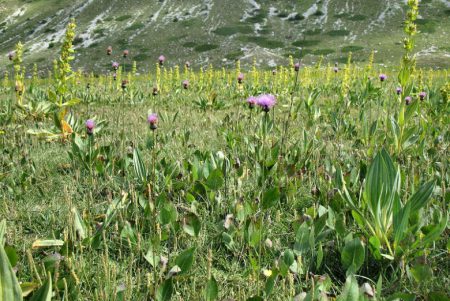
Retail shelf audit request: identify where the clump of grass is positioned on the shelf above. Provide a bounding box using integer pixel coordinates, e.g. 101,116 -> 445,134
292,40 -> 321,47
194,44 -> 219,52
341,45 -> 364,52
115,15 -> 132,22
327,29 -> 350,36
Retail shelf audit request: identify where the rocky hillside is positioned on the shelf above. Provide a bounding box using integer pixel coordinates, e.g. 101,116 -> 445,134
1,0 -> 449,72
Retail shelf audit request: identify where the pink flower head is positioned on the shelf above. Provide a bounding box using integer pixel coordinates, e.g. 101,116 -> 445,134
123,49 -> 129,58
272,69 -> 277,75
112,61 -> 119,70
294,62 -> 300,72
379,74 -> 387,82
419,91 -> 426,100
185,61 -> 190,68
183,80 -> 189,89
158,55 -> 165,65
405,96 -> 412,105
85,119 -> 95,135
333,67 -> 339,73
147,113 -> 158,130
257,94 -> 277,112
8,51 -> 14,61
113,73 -> 117,80
396,87 -> 402,95
106,46 -> 112,55
246,96 -> 257,109
237,73 -> 244,83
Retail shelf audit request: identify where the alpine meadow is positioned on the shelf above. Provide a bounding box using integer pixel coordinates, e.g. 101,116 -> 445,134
0,0 -> 449,301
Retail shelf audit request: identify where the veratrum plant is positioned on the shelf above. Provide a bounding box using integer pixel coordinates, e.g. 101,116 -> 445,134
340,149 -> 447,259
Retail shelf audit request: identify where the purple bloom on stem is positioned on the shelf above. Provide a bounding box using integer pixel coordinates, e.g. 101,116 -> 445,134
237,73 -> 244,83
113,73 -> 117,81
379,74 -> 387,82
405,96 -> 412,105
294,62 -> 300,72
148,113 -> 158,130
333,67 -> 339,73
123,50 -> 129,58
112,61 -> 119,70
158,55 -> 165,65
396,87 -> 402,95
183,80 -> 189,89
86,119 -> 95,135
257,94 -> 277,112
246,96 -> 257,109
8,51 -> 14,61
419,91 -> 426,100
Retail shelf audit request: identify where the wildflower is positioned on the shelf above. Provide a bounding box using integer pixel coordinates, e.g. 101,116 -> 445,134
147,113 -> 158,130
152,86 -> 158,96
106,46 -> 112,56
379,74 -> 387,82
121,79 -> 128,90
246,96 -> 257,109
237,73 -> 244,84
396,87 -> 402,95
158,55 -> 165,65
123,49 -> 129,58
8,51 -> 14,61
85,119 -> 95,135
182,80 -> 189,89
333,67 -> 339,73
256,94 -> 277,112
294,62 -> 300,72
113,73 -> 117,81
112,61 -> 119,70
405,96 -> 412,105
419,91 -> 426,100
272,69 -> 277,75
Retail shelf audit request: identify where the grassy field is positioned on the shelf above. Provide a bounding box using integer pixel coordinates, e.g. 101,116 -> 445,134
1,0 -> 450,71
0,3 -> 450,301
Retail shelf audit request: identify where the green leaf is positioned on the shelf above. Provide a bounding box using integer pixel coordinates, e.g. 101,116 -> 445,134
133,148 -> 148,185
143,244 -> 159,268
175,247 -> 196,275
283,249 -> 295,267
408,181 -> 435,212
30,273 -> 52,301
316,243 -> 323,268
0,220 -> 5,247
4,246 -> 18,268
410,264 -> 432,283
71,207 -> 86,240
0,234 -> 22,301
205,169 -> 224,190
337,276 -> 360,301
160,202 -> 178,226
264,274 -> 276,296
341,238 -> 365,275
205,277 -> 218,301
261,187 -> 280,210
182,214 -> 201,237
32,240 -> 64,249
156,279 -> 173,301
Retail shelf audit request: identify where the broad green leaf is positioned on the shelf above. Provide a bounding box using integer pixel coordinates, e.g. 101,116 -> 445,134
0,220 -> 5,247
160,202 -> 178,226
410,264 -> 432,283
264,274 -> 276,296
283,249 -> 295,267
175,247 -> 196,275
0,236 -> 22,301
30,273 -> 52,301
205,277 -> 218,301
133,148 -> 148,185
20,282 -> 39,298
337,276 -> 360,301
261,187 -> 280,210
341,238 -> 365,275
408,181 -> 435,212
182,214 -> 201,237
32,240 -> 64,249
156,279 -> 173,301
205,169 -> 224,190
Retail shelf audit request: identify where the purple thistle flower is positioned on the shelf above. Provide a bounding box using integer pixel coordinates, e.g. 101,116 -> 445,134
123,49 -> 129,58
182,80 -> 189,89
148,113 -> 158,130
237,73 -> 244,84
113,73 -> 117,81
294,62 -> 300,72
256,94 -> 277,112
405,96 -> 412,105
246,96 -> 257,109
158,55 -> 165,65
85,119 -> 95,135
112,61 -> 119,70
333,67 -> 339,73
379,74 -> 387,82
396,87 -> 402,95
106,46 -> 112,56
419,91 -> 426,101
8,51 -> 14,61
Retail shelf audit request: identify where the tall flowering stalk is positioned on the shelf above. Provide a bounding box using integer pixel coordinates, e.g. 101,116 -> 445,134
13,42 -> 24,106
